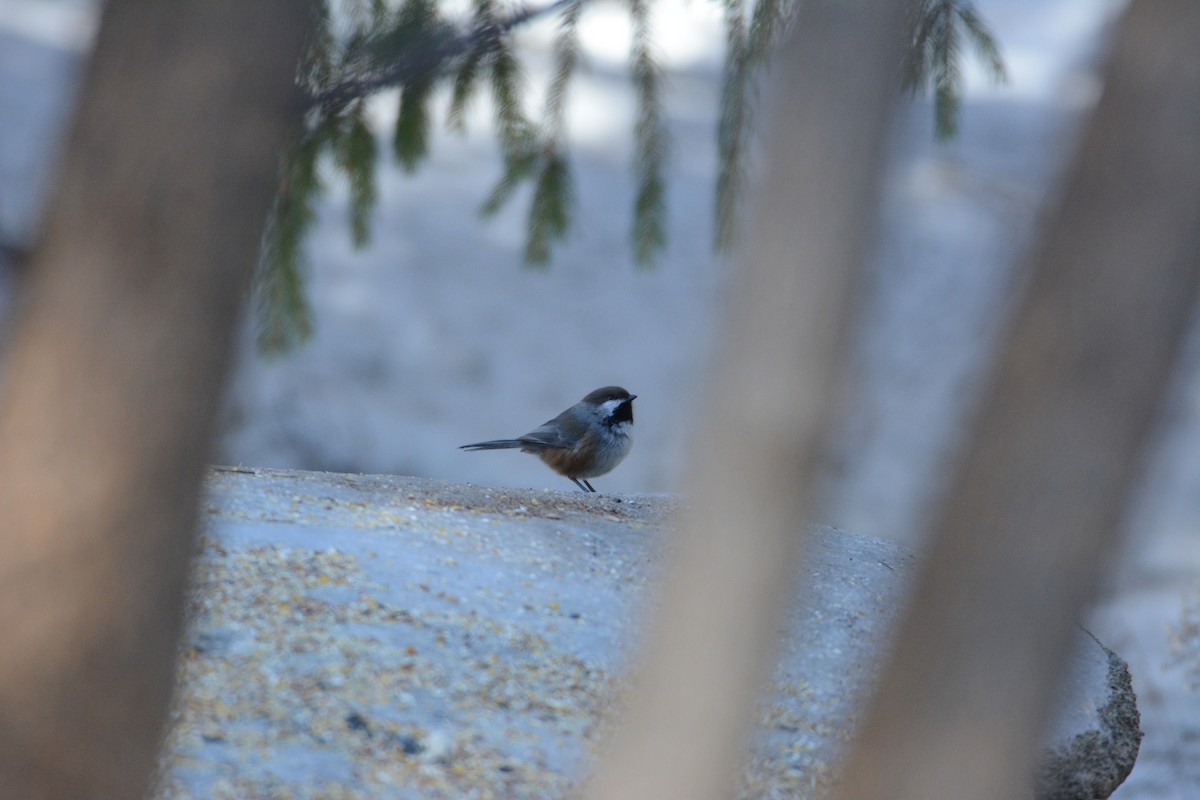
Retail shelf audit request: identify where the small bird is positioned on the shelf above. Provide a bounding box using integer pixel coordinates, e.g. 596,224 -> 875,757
460,386 -> 636,492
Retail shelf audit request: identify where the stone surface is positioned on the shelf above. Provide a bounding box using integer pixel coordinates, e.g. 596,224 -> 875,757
153,468 -> 1140,798
1037,637 -> 1143,800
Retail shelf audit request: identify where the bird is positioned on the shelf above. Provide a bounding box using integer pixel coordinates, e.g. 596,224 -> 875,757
460,386 -> 636,492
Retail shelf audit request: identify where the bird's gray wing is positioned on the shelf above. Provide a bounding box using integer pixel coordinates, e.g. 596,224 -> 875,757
517,420 -> 573,450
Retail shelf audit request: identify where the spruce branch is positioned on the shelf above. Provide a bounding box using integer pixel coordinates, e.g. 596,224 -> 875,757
299,2 -> 336,90
933,2 -> 962,139
745,0 -> 790,71
902,1 -> 1008,140
525,151 -> 573,265
394,72 -> 434,170
490,37 -> 536,153
337,105 -> 379,245
256,120 -> 334,352
958,3 -> 1007,83
311,0 -> 579,117
629,0 -> 668,267
712,0 -> 794,257
254,0 -> 1010,354
714,0 -> 747,255
545,0 -> 583,141
447,42 -> 487,130
480,144 -> 539,216
447,0 -> 498,130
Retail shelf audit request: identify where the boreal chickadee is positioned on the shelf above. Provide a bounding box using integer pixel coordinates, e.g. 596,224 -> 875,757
460,386 -> 636,492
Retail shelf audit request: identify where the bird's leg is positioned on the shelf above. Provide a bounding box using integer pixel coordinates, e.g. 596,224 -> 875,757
571,477 -> 591,492
583,479 -> 596,492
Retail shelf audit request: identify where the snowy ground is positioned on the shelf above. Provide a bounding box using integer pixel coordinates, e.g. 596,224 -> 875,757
2,0 -> 1198,796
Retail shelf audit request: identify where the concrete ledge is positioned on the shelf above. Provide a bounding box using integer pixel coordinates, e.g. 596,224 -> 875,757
153,467 -> 1140,798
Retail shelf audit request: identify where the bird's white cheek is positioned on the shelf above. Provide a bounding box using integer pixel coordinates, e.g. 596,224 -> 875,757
600,398 -> 626,417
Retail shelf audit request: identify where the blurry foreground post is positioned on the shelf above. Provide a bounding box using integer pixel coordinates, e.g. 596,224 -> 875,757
834,2 -> 1200,798
584,5 -> 906,800
0,3 -> 306,798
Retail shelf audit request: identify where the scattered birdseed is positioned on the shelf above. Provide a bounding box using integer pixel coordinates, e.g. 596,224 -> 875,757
150,468 -> 906,799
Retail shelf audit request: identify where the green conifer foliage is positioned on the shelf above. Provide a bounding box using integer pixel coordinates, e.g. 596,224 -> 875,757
903,0 -> 1008,140
254,0 -> 1007,351
629,0 -> 667,268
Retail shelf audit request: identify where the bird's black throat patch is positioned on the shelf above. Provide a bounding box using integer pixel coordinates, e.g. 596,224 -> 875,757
610,399 -> 634,426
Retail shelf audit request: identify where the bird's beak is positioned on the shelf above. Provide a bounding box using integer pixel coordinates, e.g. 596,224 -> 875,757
628,395 -> 638,401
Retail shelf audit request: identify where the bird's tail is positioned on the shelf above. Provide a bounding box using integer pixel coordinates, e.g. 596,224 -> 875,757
460,439 -> 524,451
